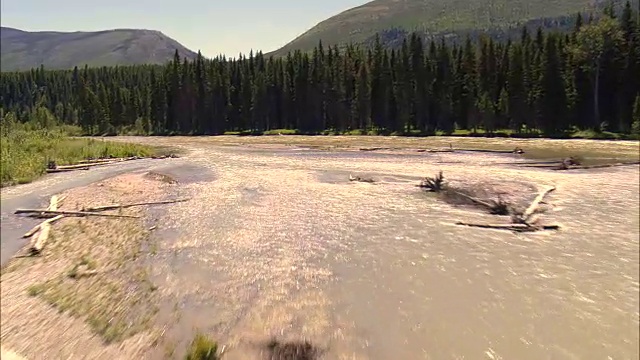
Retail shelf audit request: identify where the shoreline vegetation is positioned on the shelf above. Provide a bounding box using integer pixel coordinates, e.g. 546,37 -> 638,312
0,118 -> 157,187
218,128 -> 639,140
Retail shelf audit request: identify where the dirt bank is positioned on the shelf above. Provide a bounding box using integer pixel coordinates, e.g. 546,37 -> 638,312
1,173 -> 176,359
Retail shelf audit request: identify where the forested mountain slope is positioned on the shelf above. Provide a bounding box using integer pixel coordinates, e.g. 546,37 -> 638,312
271,0 -> 638,55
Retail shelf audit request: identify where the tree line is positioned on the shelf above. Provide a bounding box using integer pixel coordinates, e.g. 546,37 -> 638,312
1,2 -> 639,137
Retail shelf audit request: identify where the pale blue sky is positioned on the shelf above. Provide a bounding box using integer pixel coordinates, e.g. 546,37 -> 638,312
1,0 -> 366,57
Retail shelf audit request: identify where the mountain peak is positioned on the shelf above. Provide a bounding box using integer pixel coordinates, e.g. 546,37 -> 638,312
1,27 -> 197,71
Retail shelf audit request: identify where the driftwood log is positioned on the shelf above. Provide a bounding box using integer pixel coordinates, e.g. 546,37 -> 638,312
23,215 -> 63,238
555,161 -> 640,171
54,161 -> 120,170
47,167 -> 90,173
46,155 -> 177,174
30,222 -> 52,255
28,195 -> 62,254
349,174 -> 376,183
152,154 -> 179,159
15,209 -> 140,219
23,194 -> 65,238
455,221 -> 560,232
359,147 -> 390,152
522,186 -> 556,222
426,149 -> 455,153
83,198 -> 190,212
76,156 -> 139,164
457,148 -> 525,154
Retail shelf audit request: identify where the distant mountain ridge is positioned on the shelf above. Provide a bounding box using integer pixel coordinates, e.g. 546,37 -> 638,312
0,27 -> 198,71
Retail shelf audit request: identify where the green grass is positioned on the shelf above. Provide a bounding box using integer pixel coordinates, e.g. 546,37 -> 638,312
185,333 -> 219,360
24,219 -> 161,344
0,126 -> 157,187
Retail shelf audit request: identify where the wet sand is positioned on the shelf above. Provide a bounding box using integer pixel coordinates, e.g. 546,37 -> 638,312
2,136 -> 638,359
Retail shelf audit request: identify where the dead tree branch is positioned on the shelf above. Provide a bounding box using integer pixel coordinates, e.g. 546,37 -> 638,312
82,198 -> 191,212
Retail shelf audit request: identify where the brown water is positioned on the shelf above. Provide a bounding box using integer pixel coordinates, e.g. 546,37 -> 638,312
112,137 -> 639,359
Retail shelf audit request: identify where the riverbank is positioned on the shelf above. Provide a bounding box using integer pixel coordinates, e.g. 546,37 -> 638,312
0,128 -> 158,187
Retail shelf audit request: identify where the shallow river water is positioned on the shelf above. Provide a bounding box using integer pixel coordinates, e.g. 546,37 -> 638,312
104,138 -> 637,360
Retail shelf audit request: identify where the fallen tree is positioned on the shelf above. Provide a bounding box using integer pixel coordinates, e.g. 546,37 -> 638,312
419,171 -> 512,215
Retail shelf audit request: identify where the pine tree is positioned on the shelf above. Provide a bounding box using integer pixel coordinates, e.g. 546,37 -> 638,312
506,44 -> 527,132
632,94 -> 640,134
539,35 -> 568,134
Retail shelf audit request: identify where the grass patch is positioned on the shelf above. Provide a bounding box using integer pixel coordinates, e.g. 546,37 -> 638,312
27,283 -> 46,297
185,333 -> 219,360
0,125 -> 158,187
26,217 -> 160,344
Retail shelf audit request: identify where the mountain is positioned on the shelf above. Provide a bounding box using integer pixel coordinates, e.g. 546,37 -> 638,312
0,27 -> 198,72
270,0 -> 635,56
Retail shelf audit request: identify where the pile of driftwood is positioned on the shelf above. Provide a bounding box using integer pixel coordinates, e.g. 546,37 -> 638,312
16,196 -> 189,256
419,171 -> 559,233
46,154 -> 178,173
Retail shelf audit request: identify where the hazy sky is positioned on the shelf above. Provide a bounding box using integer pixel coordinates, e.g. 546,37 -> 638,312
1,0 -> 366,57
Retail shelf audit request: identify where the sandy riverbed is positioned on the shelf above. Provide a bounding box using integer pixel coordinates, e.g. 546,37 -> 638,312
1,137 -> 638,359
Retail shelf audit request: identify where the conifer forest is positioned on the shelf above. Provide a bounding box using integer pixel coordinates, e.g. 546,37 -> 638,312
1,4 -> 639,137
